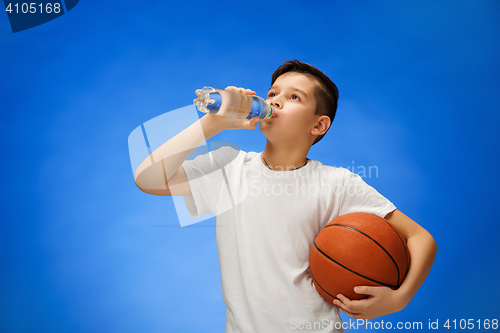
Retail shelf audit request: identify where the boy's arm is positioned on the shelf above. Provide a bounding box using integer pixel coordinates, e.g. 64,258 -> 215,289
334,209 -> 437,320
134,87 -> 259,196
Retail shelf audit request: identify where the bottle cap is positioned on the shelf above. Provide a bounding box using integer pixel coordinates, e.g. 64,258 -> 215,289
264,105 -> 273,119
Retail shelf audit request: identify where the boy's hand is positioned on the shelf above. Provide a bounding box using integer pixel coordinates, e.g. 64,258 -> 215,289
201,86 -> 260,131
225,86 -> 257,96
333,286 -> 408,320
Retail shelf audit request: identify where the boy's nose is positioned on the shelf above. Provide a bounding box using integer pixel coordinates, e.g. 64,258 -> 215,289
270,100 -> 282,109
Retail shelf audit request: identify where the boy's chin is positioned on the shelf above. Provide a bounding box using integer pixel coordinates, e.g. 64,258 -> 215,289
260,129 -> 287,145
259,121 -> 274,135
259,118 -> 275,129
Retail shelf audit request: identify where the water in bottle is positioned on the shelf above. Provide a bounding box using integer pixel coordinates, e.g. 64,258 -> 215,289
193,86 -> 273,120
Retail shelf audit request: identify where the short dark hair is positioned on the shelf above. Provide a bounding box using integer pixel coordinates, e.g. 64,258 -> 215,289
271,60 -> 339,145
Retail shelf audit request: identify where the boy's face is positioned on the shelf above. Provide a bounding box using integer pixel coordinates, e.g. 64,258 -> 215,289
260,72 -> 320,146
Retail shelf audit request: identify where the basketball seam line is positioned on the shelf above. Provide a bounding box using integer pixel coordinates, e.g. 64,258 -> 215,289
369,213 -> 410,276
325,223 -> 401,286
310,271 -> 339,301
313,242 -> 398,289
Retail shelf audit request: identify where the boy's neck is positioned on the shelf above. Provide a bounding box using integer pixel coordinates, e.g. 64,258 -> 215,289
262,141 -> 310,171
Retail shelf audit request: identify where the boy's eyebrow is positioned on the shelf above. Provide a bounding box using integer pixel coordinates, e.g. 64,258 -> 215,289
268,85 -> 308,98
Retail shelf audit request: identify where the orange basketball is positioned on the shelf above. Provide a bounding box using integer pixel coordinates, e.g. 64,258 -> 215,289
310,212 -> 410,305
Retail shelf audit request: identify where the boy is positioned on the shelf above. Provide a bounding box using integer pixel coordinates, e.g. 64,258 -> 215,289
134,60 -> 437,332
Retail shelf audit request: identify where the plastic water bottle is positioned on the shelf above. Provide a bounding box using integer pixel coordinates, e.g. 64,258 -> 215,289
193,86 -> 273,120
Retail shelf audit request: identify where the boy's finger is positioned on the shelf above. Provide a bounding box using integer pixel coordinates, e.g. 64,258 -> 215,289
354,286 -> 376,296
224,86 -> 256,95
250,117 -> 260,127
334,299 -> 361,316
237,88 -> 256,95
339,309 -> 365,320
334,295 -> 351,311
336,294 -> 351,305
336,294 -> 364,313
240,118 -> 258,129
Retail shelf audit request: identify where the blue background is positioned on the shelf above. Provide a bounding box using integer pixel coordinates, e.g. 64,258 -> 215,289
1,1 -> 499,332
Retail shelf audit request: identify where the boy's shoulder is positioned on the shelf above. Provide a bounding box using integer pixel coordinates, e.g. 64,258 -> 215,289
308,160 -> 372,187
311,159 -> 350,175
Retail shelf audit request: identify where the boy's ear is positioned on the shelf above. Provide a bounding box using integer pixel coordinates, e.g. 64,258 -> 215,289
311,115 -> 331,136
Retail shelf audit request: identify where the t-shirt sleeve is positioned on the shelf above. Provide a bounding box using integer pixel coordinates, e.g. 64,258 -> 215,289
181,146 -> 240,218
338,169 -> 396,218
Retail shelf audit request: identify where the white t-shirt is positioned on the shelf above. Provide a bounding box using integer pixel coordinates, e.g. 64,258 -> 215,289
182,147 -> 396,333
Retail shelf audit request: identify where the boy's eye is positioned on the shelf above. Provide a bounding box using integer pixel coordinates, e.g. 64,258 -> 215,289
267,92 -> 300,101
